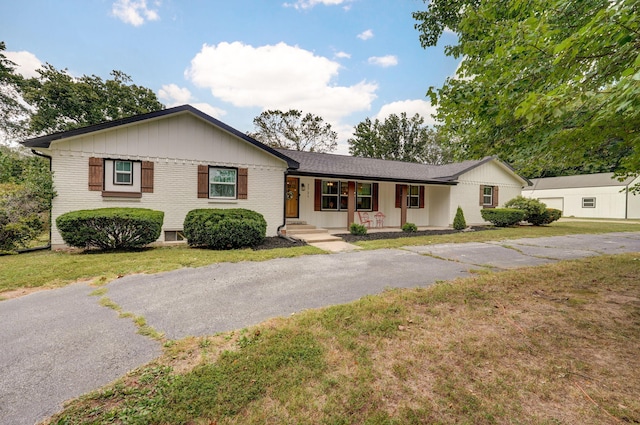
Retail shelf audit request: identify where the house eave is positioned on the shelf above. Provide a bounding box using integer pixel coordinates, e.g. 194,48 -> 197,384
286,170 -> 457,186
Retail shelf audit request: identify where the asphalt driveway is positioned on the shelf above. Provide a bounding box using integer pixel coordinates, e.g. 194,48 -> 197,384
1,231 -> 639,425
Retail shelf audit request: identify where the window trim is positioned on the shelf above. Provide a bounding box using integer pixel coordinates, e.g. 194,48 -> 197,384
482,186 -> 493,206
582,197 -> 596,208
113,160 -> 133,186
209,166 -> 238,199
356,182 -> 373,211
320,180 -> 374,211
407,185 -> 420,209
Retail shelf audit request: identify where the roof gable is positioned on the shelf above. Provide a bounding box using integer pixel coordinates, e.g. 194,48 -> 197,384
21,105 -> 299,169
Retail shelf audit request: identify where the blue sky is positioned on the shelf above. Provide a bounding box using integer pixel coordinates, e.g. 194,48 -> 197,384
2,0 -> 459,153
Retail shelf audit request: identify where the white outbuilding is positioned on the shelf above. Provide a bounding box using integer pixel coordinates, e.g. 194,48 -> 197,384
522,173 -> 640,219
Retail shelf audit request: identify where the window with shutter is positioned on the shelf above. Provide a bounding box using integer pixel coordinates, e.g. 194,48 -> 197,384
197,166 -> 244,199
93,158 -> 148,198
480,185 -> 497,208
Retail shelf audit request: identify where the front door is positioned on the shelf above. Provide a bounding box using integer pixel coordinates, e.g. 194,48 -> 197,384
286,177 -> 299,218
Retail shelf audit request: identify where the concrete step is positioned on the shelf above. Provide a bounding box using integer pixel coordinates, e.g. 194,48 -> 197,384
286,228 -> 331,236
286,224 -> 317,231
291,233 -> 343,243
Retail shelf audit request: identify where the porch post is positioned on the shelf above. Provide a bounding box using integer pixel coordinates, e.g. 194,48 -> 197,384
347,181 -> 355,227
401,184 -> 408,226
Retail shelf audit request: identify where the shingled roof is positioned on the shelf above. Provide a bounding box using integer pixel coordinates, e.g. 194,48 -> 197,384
523,172 -> 636,191
275,149 -> 514,185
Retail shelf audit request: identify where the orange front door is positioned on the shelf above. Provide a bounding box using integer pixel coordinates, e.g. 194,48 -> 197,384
286,177 -> 299,218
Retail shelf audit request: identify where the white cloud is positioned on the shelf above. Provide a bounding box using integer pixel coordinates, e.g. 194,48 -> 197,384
4,51 -> 43,78
334,51 -> 351,59
185,41 -> 377,123
112,0 -> 160,26
158,83 -> 226,118
368,55 -> 398,68
158,83 -> 192,104
374,99 -> 438,125
283,0 -> 351,10
190,103 -> 227,119
357,29 -> 374,40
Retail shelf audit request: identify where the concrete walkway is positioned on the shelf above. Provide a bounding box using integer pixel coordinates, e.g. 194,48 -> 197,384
1,232 -> 639,425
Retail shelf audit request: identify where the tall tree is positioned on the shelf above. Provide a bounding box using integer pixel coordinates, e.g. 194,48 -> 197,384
22,65 -> 164,135
348,113 -> 453,164
414,0 -> 639,181
0,41 -> 28,142
250,109 -> 338,153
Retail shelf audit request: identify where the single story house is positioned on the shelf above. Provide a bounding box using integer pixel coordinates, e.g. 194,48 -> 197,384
22,105 -> 530,248
522,173 -> 640,219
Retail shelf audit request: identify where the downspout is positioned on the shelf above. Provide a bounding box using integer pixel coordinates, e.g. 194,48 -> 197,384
625,181 -> 629,220
30,149 -> 53,250
277,171 -> 297,242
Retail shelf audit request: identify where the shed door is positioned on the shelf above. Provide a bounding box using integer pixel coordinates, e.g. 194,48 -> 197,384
286,177 -> 299,218
540,197 -> 564,212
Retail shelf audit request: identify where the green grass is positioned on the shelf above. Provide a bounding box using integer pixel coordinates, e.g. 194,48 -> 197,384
46,253 -> 640,424
0,244 -> 323,296
2,221 -> 639,297
354,220 -> 640,250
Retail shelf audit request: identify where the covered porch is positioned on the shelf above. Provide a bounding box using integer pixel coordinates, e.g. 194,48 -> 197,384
285,175 -> 455,232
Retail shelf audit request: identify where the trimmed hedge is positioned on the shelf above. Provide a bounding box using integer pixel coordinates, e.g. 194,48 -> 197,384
183,208 -> 267,250
480,208 -> 525,227
504,196 -> 548,225
56,208 -> 164,250
529,208 -> 562,226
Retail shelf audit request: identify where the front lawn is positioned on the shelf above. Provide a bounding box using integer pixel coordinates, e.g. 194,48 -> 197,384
2,220 -> 638,300
46,253 -> 640,424
0,244 -> 323,299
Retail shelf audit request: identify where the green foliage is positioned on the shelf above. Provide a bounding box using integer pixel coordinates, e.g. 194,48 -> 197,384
480,208 -> 525,227
529,208 -> 562,226
414,0 -> 640,183
402,222 -> 418,232
453,206 -> 467,230
349,222 -> 368,236
183,208 -> 267,250
348,113 -> 453,164
504,196 -> 547,225
0,42 -> 29,141
502,196 -> 562,226
250,109 -> 337,153
56,208 -> 163,250
0,209 -> 42,253
22,65 -> 164,134
0,148 -> 54,251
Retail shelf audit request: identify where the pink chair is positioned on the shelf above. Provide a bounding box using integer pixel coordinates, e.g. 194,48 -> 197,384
357,211 -> 373,228
374,212 -> 385,228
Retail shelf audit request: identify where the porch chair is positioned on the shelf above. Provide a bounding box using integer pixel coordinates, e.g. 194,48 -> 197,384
374,212 -> 385,228
357,211 -> 373,228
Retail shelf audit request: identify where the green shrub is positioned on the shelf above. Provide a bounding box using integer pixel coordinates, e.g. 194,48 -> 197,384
453,206 -> 467,230
529,208 -> 562,226
0,182 -> 46,252
480,208 -> 525,227
0,211 -> 43,253
504,196 -> 547,225
56,208 -> 164,250
402,222 -> 418,232
349,223 -> 367,236
183,208 -> 267,250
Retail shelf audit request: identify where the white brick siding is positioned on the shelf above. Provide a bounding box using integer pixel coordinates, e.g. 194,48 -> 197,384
45,113 -> 289,247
